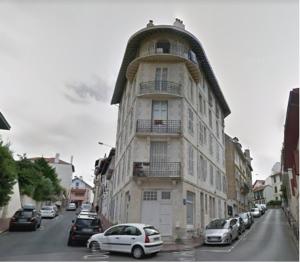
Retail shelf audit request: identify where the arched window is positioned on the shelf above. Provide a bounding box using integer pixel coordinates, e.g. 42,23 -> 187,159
155,40 -> 170,54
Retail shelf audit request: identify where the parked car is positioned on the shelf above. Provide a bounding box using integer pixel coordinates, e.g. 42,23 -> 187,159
67,214 -> 103,246
66,203 -> 76,211
234,216 -> 246,234
255,204 -> 265,215
261,204 -> 267,211
247,211 -> 254,224
251,207 -> 261,218
78,211 -> 97,218
204,218 -> 239,245
9,208 -> 42,231
239,212 -> 252,229
87,224 -> 163,259
51,205 -> 59,216
40,206 -> 56,218
80,203 -> 92,212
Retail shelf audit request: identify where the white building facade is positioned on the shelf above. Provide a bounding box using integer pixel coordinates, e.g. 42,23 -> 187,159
109,20 -> 231,241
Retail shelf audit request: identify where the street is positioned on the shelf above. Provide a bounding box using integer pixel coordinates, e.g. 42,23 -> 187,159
0,209 -> 298,261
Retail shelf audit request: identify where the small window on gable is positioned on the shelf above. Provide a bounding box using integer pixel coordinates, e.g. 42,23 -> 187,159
156,40 -> 170,54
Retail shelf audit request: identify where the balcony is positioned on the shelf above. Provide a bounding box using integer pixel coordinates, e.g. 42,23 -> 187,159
133,162 -> 181,178
126,46 -> 201,83
240,183 -> 250,195
136,120 -> 181,135
139,81 -> 181,97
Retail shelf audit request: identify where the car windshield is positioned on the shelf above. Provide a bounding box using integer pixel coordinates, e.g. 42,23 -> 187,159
206,219 -> 229,229
144,226 -> 160,236
239,213 -> 247,219
15,211 -> 32,218
41,206 -> 52,210
76,218 -> 98,227
81,204 -> 91,209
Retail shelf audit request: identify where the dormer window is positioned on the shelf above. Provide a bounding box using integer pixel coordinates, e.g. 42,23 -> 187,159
156,40 -> 170,54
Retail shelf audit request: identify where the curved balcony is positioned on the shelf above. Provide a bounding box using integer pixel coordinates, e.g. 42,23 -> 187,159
126,47 -> 201,83
136,119 -> 182,135
139,81 -> 181,97
133,162 -> 181,178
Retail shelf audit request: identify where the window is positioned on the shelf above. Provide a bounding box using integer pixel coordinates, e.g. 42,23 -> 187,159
156,40 -> 170,53
155,68 -> 168,90
218,199 -> 221,218
150,141 -> 167,163
208,91 -> 213,107
203,126 -> 207,145
274,186 -> 277,193
122,156 -> 126,182
75,182 -> 79,188
203,100 -> 207,116
105,225 -> 124,236
202,158 -> 207,182
209,134 -> 213,155
209,110 -> 212,128
122,226 -> 142,236
186,191 -> 195,225
199,94 -> 203,114
273,176 -> 277,183
199,122 -> 204,145
188,144 -> 194,176
210,164 -> 214,186
205,194 -> 208,214
143,191 -> 157,201
127,145 -> 131,177
152,101 -> 168,121
216,121 -> 219,138
188,108 -> 194,134
130,111 -> 133,134
161,191 -> 171,200
189,78 -> 193,102
216,105 -> 220,119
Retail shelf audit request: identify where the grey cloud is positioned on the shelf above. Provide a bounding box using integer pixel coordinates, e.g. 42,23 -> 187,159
64,75 -> 111,104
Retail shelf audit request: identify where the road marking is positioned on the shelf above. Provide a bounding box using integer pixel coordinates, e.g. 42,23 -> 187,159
83,252 -> 109,260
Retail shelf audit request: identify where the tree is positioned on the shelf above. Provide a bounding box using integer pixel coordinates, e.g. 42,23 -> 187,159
0,140 -> 17,207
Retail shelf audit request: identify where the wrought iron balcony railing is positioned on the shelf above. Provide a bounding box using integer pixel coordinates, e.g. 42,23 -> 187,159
139,81 -> 181,96
133,162 -> 181,178
139,45 -> 198,65
136,119 -> 181,134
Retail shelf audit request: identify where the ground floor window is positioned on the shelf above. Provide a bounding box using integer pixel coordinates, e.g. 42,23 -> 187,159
186,191 -> 195,225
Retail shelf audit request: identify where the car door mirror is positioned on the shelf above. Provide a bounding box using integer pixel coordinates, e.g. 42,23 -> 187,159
72,220 -> 74,223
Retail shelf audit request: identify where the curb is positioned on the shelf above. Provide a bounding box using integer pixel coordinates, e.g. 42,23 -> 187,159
160,243 -> 202,253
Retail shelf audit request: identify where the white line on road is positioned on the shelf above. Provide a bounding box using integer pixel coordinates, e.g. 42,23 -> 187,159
83,253 -> 109,260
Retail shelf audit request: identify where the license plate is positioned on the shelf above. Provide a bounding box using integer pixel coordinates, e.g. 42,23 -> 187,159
18,219 -> 27,223
82,228 -> 92,232
154,237 -> 160,241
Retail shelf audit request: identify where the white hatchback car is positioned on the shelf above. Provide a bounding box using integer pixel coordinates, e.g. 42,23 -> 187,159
40,206 -> 56,218
87,223 -> 163,259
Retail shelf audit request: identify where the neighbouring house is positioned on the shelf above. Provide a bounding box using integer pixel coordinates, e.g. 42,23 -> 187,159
265,162 -> 283,201
225,135 -> 253,216
70,176 -> 94,207
29,153 -> 75,205
93,148 -> 115,224
109,19 -> 231,241
281,88 -> 299,231
0,112 -> 22,232
252,180 -> 273,204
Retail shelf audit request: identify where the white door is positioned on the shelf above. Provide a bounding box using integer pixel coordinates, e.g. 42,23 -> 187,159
141,190 -> 173,236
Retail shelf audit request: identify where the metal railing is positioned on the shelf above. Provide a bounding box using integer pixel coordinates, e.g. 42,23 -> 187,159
139,45 -> 198,65
136,119 -> 181,134
133,162 -> 181,177
139,81 -> 181,96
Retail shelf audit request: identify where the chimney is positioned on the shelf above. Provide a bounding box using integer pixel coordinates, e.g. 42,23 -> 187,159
147,20 -> 154,27
70,155 -> 73,164
173,18 -> 185,29
55,153 -> 60,163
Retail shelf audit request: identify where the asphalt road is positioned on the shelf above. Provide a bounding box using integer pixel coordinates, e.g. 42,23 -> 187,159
0,209 -> 298,261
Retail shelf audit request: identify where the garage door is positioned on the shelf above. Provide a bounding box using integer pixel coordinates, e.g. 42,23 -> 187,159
141,190 -> 172,236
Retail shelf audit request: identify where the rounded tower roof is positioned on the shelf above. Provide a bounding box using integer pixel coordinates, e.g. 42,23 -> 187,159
111,20 -> 231,117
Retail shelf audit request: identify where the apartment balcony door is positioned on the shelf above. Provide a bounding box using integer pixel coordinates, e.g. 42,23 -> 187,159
152,101 -> 168,133
155,68 -> 168,91
150,141 -> 167,175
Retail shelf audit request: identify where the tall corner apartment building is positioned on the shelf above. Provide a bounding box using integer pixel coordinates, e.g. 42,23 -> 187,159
109,19 -> 231,240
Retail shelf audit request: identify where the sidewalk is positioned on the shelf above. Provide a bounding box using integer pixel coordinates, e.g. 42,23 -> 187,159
0,218 -> 10,234
161,236 -> 204,252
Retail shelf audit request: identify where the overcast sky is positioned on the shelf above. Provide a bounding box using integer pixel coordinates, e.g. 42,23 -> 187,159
0,0 -> 298,185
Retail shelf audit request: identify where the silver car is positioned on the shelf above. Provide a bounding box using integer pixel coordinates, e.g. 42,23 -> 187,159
251,207 -> 261,217
204,218 -> 239,245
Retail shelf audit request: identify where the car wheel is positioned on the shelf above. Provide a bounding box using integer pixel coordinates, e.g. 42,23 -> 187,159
32,224 -> 37,231
67,237 -> 73,246
227,235 -> 232,245
132,246 -> 144,259
89,241 -> 100,252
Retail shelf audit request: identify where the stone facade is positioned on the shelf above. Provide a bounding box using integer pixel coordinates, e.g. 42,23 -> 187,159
108,20 -> 231,241
225,135 -> 253,215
